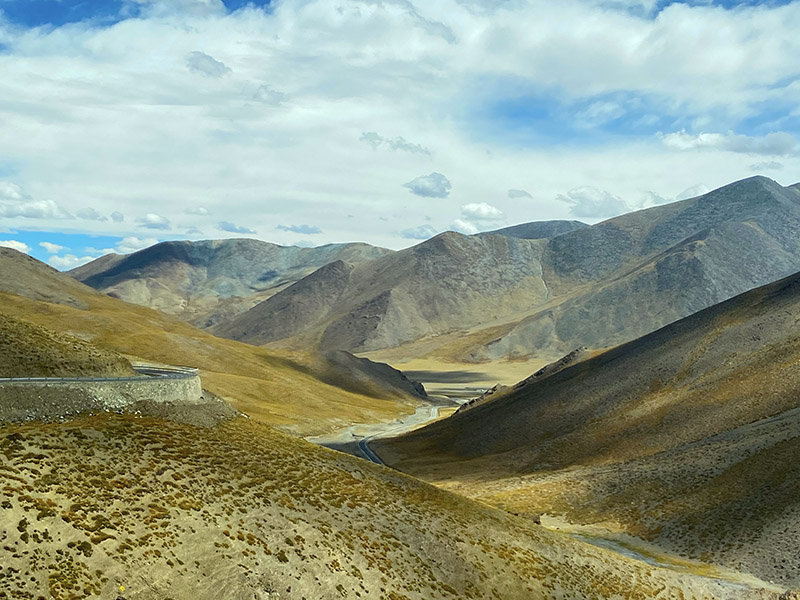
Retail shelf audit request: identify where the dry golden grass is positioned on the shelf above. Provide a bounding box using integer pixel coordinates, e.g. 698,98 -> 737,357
0,413 -> 773,600
0,290 -> 416,436
0,312 -> 136,378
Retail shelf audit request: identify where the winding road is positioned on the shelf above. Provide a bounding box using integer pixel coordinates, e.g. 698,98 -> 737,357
0,365 -> 198,383
357,405 -> 441,465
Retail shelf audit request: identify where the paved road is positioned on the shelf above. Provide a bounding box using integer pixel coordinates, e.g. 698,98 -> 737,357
358,405 -> 441,465
0,365 -> 198,384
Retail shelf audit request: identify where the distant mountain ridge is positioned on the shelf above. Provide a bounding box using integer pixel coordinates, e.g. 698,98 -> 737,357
70,238 -> 392,327
480,219 -> 588,239
214,176 -> 800,363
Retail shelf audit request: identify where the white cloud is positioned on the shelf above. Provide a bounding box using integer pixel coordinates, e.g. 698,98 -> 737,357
401,224 -> 438,240
137,213 -> 171,230
253,85 -> 287,105
116,236 -> 159,254
84,246 -> 116,256
660,131 -> 799,156
77,207 -> 105,221
0,182 -> 27,202
676,184 -> 710,201
185,206 -> 209,215
450,219 -> 479,235
461,202 -> 504,222
111,211 -> 125,222
276,224 -> 322,234
749,161 -> 784,172
0,182 -> 72,219
186,51 -> 231,78
219,221 -> 257,234
0,240 -> 31,253
403,172 -> 452,198
360,132 -> 431,155
508,189 -> 532,199
48,254 -> 96,270
39,241 -> 64,254
558,187 -> 629,219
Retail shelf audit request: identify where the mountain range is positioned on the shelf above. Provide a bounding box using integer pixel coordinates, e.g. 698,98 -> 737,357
70,239 -> 391,328
204,176 -> 800,364
2,252 -> 770,599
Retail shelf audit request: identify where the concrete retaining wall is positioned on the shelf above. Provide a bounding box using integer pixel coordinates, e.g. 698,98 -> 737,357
0,371 -> 203,423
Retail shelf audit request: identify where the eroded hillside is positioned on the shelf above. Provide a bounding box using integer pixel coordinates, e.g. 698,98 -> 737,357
70,239 -> 392,328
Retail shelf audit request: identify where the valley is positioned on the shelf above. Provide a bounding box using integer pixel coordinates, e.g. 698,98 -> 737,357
3,177 -> 800,598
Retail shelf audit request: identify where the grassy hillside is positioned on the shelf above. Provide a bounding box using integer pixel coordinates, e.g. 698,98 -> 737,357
0,248 -> 421,436
376,270 -> 800,586
0,413 -> 777,600
0,312 -> 136,378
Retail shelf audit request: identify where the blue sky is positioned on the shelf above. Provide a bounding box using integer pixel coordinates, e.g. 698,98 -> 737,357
0,0 -> 273,27
0,0 -> 799,268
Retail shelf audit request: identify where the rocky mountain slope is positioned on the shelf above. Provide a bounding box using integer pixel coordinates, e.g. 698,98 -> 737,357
214,176 -> 800,364
0,410 -> 780,599
70,239 -> 392,327
212,232 -> 551,352
0,248 -> 424,436
0,312 -> 136,378
376,269 -> 800,588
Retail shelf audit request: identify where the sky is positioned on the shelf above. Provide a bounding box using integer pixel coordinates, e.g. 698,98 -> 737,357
0,0 -> 799,269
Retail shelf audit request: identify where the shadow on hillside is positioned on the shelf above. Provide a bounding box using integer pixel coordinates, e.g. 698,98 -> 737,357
404,370 -> 490,383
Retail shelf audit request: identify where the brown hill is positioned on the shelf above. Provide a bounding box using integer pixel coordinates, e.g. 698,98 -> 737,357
376,270 -> 800,587
213,231 -> 550,352
0,312 -> 136,378
70,238 -> 392,328
0,412 -> 778,599
0,248 -> 424,436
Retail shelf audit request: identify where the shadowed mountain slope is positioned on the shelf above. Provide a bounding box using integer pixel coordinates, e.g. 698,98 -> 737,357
377,270 -> 800,587
214,177 -> 800,364
0,412 -> 780,600
0,248 -> 424,436
70,239 -> 392,328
